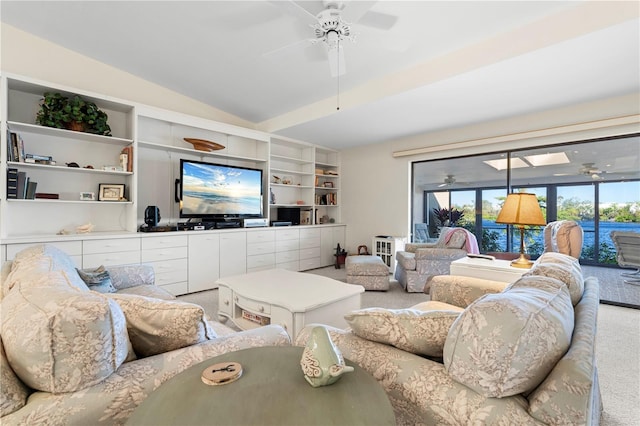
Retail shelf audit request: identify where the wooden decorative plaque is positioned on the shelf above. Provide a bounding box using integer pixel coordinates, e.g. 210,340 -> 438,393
201,362 -> 243,386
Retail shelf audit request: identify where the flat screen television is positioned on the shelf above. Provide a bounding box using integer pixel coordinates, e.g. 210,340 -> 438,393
179,159 -> 263,221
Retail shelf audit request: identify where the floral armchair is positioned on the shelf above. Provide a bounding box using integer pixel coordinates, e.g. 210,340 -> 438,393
395,227 -> 479,292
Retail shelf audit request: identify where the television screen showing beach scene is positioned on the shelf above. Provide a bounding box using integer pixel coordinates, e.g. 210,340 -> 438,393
181,160 -> 262,218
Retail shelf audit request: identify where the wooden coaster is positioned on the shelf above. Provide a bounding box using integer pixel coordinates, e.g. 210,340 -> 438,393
201,362 -> 243,386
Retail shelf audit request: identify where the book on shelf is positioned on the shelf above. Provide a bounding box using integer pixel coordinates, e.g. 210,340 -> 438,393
300,209 -> 312,225
26,181 -> 38,199
35,193 -> 59,199
121,145 -> 133,172
6,168 -> 18,199
16,172 -> 27,199
7,131 -> 27,162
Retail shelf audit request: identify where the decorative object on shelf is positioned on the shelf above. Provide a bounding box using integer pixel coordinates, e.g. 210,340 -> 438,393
84,165 -> 94,169
495,192 -> 546,269
272,175 -> 281,184
300,326 -> 353,388
76,223 -> 94,234
36,92 -> 112,136
98,183 -> 126,201
79,192 -> 95,201
323,181 -> 334,188
270,188 -> 276,204
281,175 -> 293,185
66,162 -> 80,168
183,138 -> 224,152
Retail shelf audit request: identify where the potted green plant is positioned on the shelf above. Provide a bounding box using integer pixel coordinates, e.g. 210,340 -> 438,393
36,92 -> 112,136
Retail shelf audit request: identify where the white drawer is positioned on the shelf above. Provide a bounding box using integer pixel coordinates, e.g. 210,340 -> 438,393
247,253 -> 275,269
276,229 -> 299,241
83,251 -> 141,268
155,269 -> 188,286
276,250 -> 299,264
147,258 -> 188,277
141,246 -> 188,262
247,230 -> 275,243
299,238 -> 320,249
83,238 -> 140,254
142,235 -> 187,250
6,241 -> 82,260
276,239 -> 298,252
300,228 -> 321,239
236,294 -> 271,315
300,257 -> 321,271
299,247 -> 321,260
247,241 -> 275,256
159,281 -> 188,296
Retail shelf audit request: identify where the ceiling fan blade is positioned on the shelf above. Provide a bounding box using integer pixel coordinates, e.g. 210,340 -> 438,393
341,1 -> 376,23
328,44 -> 346,77
357,10 -> 398,30
263,38 -> 312,60
268,0 -> 318,25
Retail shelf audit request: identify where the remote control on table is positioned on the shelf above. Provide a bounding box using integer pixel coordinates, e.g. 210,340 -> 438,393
466,253 -> 496,261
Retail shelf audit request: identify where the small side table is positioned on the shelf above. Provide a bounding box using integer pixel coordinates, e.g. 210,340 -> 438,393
450,256 -> 528,283
126,346 -> 395,426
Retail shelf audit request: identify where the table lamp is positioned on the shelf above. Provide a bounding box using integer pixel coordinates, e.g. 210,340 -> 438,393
496,192 -> 546,268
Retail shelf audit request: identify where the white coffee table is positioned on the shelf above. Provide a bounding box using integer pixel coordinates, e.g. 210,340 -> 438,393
216,269 -> 364,338
450,256 -> 528,283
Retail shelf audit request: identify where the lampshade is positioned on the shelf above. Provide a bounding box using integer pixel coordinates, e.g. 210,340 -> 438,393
496,193 -> 546,226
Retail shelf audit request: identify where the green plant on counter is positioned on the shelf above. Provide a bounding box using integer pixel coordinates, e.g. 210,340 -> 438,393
36,92 -> 112,136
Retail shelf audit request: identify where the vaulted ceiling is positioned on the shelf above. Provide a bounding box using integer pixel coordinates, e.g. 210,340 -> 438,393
1,1 -> 639,150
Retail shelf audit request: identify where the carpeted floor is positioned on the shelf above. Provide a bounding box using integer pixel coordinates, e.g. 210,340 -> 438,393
583,265 -> 640,309
178,265 -> 639,425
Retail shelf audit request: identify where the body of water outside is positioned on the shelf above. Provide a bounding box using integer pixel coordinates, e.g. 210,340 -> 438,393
480,220 -> 638,263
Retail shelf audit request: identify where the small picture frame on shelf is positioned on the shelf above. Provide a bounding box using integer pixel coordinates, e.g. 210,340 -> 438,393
323,182 -> 334,188
79,192 -> 95,201
98,184 -> 126,201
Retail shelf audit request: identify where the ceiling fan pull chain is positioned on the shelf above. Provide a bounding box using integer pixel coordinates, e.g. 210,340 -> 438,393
336,37 -> 340,111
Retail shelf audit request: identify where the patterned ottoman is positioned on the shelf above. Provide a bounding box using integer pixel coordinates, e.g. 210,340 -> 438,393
346,255 -> 389,291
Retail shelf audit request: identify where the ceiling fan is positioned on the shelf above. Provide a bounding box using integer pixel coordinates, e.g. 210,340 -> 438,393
579,163 -> 608,180
266,1 -> 400,77
438,175 -> 469,187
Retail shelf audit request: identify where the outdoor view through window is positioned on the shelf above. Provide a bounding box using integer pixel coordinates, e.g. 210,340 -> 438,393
412,135 -> 640,266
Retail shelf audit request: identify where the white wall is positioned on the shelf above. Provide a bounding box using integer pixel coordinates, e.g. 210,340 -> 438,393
341,94 -> 640,253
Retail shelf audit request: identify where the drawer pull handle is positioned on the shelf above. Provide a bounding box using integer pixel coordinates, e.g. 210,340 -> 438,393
224,300 -> 229,306
259,306 -> 265,313
234,296 -> 239,303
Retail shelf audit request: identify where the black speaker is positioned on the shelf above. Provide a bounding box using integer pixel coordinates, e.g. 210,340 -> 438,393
277,207 -> 300,225
144,206 -> 160,227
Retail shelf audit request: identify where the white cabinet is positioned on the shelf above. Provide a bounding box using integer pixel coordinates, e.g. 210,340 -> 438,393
188,233 -> 220,292
83,237 -> 141,268
299,228 -> 321,270
219,231 -> 247,278
372,236 -> 406,274
5,240 -> 83,267
314,147 -> 340,225
275,228 -> 299,270
141,235 -> 188,295
246,230 -> 275,272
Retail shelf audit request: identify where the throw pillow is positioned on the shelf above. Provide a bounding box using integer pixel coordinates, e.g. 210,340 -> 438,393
525,261 -> 584,305
444,274 -> 574,398
0,334 -> 30,417
345,307 -> 462,357
107,293 -> 217,357
76,265 -> 117,293
0,271 -> 130,393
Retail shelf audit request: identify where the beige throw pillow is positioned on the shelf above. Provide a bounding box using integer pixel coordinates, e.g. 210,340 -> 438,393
1,271 -> 130,393
444,275 -> 574,398
345,306 -> 462,357
107,294 -> 217,357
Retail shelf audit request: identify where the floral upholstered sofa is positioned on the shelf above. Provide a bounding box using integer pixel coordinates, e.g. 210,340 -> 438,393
296,252 -> 602,425
0,244 -> 291,425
